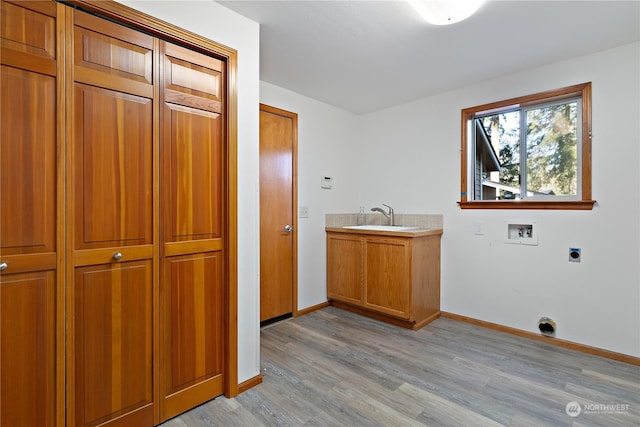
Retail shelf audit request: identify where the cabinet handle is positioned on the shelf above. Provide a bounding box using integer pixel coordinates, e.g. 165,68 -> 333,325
112,252 -> 123,261
0,262 -> 7,271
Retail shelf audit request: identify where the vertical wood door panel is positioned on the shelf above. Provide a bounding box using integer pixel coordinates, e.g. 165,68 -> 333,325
73,262 -> 153,426
73,83 -> 153,249
167,253 -> 223,393
364,238 -> 411,318
411,236 -> 441,323
161,252 -> 224,419
0,2 -> 60,426
159,40 -> 225,421
165,105 -> 222,241
0,272 -> 56,427
1,65 -> 56,254
326,235 -> 363,305
365,238 -> 411,318
69,8 -> 156,427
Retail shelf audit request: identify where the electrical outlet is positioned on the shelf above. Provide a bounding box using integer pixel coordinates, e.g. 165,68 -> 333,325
299,206 -> 309,218
474,222 -> 484,235
569,247 -> 581,262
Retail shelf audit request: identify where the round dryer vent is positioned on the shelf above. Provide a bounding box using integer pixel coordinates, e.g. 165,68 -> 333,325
537,317 -> 557,336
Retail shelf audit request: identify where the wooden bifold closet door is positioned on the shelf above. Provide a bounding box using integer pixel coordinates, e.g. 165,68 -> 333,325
0,2 -> 62,426
159,40 -> 225,421
68,9 -> 156,427
67,7 -> 227,426
1,1 -> 233,426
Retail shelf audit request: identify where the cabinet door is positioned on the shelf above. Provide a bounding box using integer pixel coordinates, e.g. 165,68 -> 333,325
0,2 -> 61,425
159,41 -> 225,421
364,237 -> 411,319
69,10 -> 155,427
326,234 -> 363,305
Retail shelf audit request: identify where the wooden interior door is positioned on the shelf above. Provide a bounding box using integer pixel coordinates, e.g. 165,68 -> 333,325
68,10 -> 156,427
159,40 -> 225,421
0,2 -> 61,426
259,104 -> 297,322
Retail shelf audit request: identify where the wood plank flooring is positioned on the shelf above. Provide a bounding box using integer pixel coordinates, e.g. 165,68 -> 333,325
161,307 -> 639,426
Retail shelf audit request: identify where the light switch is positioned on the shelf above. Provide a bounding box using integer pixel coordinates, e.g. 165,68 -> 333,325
299,206 -> 309,218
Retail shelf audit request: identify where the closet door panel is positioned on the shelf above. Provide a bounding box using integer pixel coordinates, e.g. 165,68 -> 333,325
0,271 -> 56,427
159,40 -> 225,421
165,105 -> 222,242
69,8 -> 157,427
0,0 -> 56,74
73,83 -> 153,249
163,41 -> 222,112
161,252 -> 223,417
0,2 -> 60,426
73,262 -> 153,427
1,66 -> 56,255
73,10 -> 153,98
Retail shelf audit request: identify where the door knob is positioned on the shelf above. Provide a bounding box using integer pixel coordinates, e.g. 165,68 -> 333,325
283,224 -> 293,233
112,252 -> 123,261
0,262 -> 7,271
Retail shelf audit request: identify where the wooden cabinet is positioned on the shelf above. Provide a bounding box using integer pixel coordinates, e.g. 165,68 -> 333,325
1,1 -> 237,425
326,229 -> 442,330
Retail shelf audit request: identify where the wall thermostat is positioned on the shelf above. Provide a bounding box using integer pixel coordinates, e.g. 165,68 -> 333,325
321,176 -> 332,189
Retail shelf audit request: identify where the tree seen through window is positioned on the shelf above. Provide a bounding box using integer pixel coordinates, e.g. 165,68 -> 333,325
476,98 -> 579,200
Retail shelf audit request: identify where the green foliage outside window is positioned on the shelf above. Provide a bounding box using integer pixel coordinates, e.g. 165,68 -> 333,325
477,99 -> 579,200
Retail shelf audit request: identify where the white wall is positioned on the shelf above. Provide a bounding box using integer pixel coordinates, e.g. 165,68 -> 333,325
262,43 -> 639,357
260,82 -> 361,310
119,0 -> 261,382
260,43 -> 640,356
115,0 -> 639,370
356,42 -> 640,357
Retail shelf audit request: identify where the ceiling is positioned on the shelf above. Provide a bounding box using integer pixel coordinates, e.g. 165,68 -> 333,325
217,1 -> 640,114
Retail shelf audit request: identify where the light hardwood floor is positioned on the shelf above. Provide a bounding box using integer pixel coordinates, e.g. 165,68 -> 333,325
161,307 -> 639,426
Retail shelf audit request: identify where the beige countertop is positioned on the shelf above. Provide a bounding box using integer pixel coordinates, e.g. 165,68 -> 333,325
325,226 -> 443,238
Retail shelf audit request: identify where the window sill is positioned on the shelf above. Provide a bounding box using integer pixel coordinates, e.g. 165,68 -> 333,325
457,200 -> 596,210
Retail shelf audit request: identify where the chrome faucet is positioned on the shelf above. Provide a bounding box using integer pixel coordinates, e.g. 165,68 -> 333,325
371,204 -> 394,226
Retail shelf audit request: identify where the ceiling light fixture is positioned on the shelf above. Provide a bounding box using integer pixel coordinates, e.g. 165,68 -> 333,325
408,0 -> 485,25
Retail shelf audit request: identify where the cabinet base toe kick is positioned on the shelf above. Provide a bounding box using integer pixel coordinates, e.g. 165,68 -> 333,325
329,300 -> 441,331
